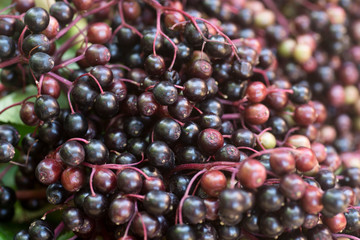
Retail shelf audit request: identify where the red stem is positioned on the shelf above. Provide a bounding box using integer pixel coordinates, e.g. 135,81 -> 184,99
89,167 -> 96,196
52,54 -> 85,71
0,165 -> 13,180
0,3 -> 16,14
0,55 -> 22,68
46,72 -> 73,87
178,169 -> 207,224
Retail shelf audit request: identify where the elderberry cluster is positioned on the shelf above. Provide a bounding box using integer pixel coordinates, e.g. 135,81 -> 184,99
0,0 -> 360,239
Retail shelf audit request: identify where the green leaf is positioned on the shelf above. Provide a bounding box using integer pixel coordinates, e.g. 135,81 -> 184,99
0,85 -> 69,126
0,85 -> 37,125
57,231 -> 75,240
0,222 -> 27,239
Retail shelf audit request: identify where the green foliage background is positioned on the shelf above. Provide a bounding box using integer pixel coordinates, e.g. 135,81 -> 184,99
0,1 -> 75,239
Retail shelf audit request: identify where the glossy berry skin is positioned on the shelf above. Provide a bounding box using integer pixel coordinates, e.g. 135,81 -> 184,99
218,189 -> 246,226
269,150 -> 295,175
154,118 -> 181,143
200,170 -> 226,197
0,141 -> 15,163
49,2 -> 74,25
28,220 -> 53,240
0,185 -> 16,207
13,230 -> 30,240
280,173 -> 306,200
62,207 -> 84,232
246,81 -> 267,103
280,202 -> 305,229
322,213 -> 347,233
344,208 -> 360,232
85,44 -> 111,66
131,211 -> 160,238
301,185 -> 323,214
94,92 -> 119,118
83,193 -> 108,218
22,34 -> 50,56
64,112 -> 88,138
231,129 -> 256,147
168,96 -> 193,120
183,78 -> 208,102
153,81 -> 178,105
0,35 -> 15,58
93,168 -> 117,194
24,7 -> 50,33
259,213 -> 284,238
215,144 -> 240,162
84,140 -> 109,165
144,54 -> 166,77
108,197 -> 135,225
46,183 -> 68,205
59,141 -> 85,167
61,167 -> 85,192
322,188 -> 349,217
237,159 -> 267,189
143,190 -> 171,216
205,35 -> 231,59
197,128 -> 224,156
244,103 -> 270,125
104,129 -> 127,153
117,168 -> 143,194
294,147 -> 317,172
29,52 -> 54,74
182,196 -> 206,224
294,104 -> 317,126
146,141 -> 175,169
184,21 -> 208,47
257,186 -> 284,212
189,59 -> 213,80
34,95 -> 60,121
87,22 -> 111,44
35,158 -> 63,185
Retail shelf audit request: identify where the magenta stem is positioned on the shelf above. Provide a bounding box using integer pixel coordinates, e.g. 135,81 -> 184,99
54,222 -> 64,238
119,78 -> 140,86
221,113 -> 241,120
108,64 -> 131,71
53,54 -> 85,71
89,167 -> 96,196
237,146 -> 260,154
67,86 -> 75,114
0,3 -> 16,14
88,73 -> 104,94
0,55 -> 22,68
278,127 -> 300,146
54,15 -> 82,40
333,234 -> 360,240
67,138 -> 90,144
178,169 -> 207,224
138,212 -> 148,240
152,10 -> 162,56
18,25 -> 28,56
125,194 -> 145,200
46,72 -> 73,87
37,75 -> 44,95
0,165 -> 13,180
0,95 -> 36,115
0,15 -> 21,19
253,68 -> 270,86
123,201 -> 137,237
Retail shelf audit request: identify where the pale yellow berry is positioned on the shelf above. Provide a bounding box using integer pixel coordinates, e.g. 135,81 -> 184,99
278,39 -> 296,58
293,44 -> 312,64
